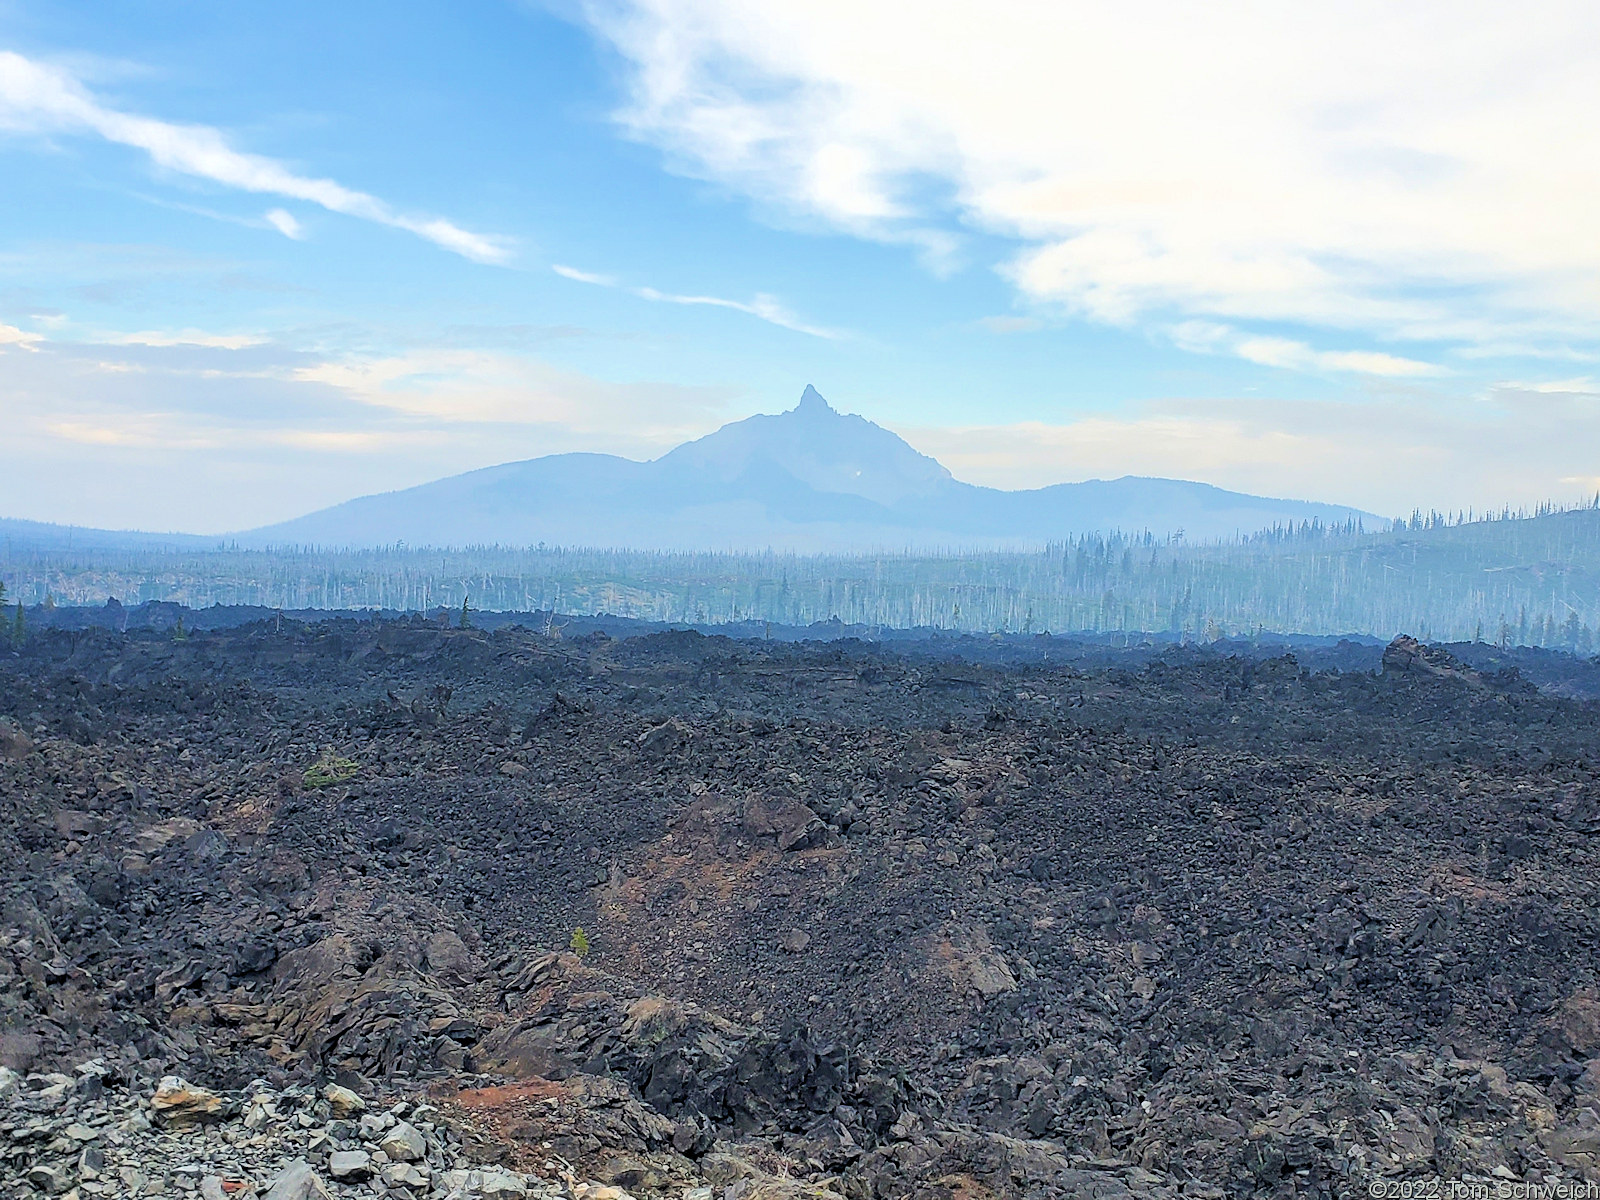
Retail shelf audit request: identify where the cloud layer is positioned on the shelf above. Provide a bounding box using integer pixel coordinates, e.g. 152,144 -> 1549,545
0,51 -> 508,262
585,1 -> 1600,364
0,327 -> 739,531
553,263 -> 844,338
4,317 -> 1598,532
899,382 -> 1600,519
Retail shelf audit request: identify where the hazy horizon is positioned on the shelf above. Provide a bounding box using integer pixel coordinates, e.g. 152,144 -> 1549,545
0,385 -> 1394,540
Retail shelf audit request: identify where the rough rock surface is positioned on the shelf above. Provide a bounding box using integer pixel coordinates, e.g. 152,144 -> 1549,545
4,617 -> 1600,1198
1382,635 -> 1485,685
2,1067 -> 569,1200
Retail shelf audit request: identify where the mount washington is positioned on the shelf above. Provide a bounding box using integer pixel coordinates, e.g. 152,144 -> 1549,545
235,387 -> 1375,551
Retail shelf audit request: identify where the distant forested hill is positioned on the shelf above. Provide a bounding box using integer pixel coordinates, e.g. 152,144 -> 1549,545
0,517 -> 216,552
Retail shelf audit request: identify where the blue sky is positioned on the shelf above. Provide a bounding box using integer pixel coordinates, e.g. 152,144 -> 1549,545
2,0 -> 1599,532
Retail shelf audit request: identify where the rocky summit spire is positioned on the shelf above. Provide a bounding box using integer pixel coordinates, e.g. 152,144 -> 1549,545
794,384 -> 834,415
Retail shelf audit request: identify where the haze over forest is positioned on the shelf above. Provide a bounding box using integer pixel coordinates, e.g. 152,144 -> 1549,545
4,382 -> 1599,645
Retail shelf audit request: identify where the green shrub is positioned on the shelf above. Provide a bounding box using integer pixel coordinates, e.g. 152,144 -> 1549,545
569,927 -> 591,958
303,753 -> 359,789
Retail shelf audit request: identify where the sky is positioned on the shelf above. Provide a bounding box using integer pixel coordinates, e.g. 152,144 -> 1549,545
2,0 -> 1599,533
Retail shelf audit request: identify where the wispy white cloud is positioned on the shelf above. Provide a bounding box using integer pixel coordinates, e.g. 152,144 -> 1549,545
43,418 -> 221,450
1502,376 -> 1595,395
102,329 -> 269,349
1170,320 -> 1442,378
289,346 -> 735,437
583,1 -> 1600,360
633,285 -> 843,339
1452,343 -> 1600,363
553,261 -> 844,338
552,263 -> 616,285
41,416 -> 439,455
1233,336 -> 1443,379
263,208 -> 304,240
0,50 -> 509,263
0,323 -> 43,351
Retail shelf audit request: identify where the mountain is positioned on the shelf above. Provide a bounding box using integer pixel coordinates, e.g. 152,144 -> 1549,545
241,386 -> 1376,550
0,517 -> 215,552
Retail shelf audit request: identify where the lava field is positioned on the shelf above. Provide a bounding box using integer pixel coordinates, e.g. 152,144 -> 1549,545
5,617 -> 1600,1199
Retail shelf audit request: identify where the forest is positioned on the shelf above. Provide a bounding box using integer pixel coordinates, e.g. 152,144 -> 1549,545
3,502 -> 1598,647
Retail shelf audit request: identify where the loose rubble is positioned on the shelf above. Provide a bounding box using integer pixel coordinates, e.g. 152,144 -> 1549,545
2,1067 -> 564,1200
4,619 -> 1600,1198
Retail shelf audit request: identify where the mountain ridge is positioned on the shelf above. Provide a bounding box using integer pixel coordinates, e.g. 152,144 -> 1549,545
240,385 -> 1374,550
4,387 -> 1380,551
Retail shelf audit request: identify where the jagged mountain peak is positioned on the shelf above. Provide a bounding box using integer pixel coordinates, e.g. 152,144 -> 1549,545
794,383 -> 834,415
657,386 -> 954,506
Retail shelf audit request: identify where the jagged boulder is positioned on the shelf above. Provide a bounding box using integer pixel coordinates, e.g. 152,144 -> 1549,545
1381,634 -> 1482,683
150,1076 -> 228,1127
0,720 -> 32,760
